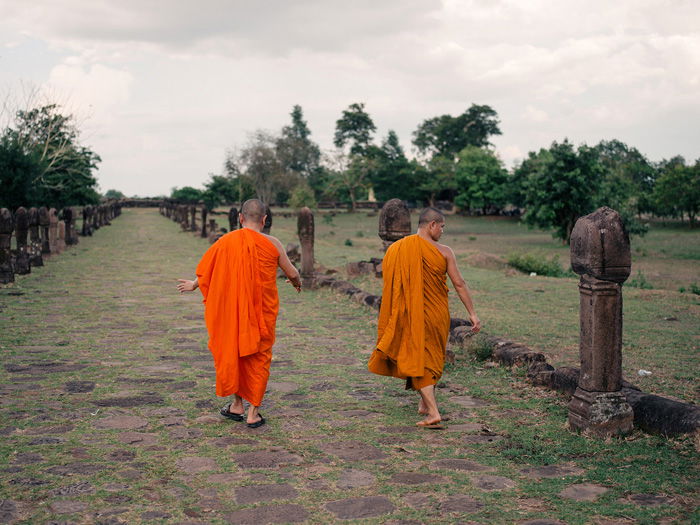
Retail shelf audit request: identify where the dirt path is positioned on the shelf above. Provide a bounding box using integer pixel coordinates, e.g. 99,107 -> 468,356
0,208 -> 696,524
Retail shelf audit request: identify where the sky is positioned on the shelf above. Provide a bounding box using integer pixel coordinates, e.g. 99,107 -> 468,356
1,0 -> 699,197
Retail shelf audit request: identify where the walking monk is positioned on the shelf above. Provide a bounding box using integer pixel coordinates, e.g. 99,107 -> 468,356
177,199 -> 301,428
368,207 -> 481,427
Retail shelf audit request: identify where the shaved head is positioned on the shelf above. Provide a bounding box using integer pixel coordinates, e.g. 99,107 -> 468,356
241,199 -> 267,223
418,207 -> 445,226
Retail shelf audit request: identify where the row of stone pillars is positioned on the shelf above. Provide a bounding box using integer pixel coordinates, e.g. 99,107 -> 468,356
0,202 -> 122,284
159,201 -> 273,244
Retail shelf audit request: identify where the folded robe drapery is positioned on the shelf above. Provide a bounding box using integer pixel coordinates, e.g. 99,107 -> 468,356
196,228 -> 279,404
368,234 -> 450,389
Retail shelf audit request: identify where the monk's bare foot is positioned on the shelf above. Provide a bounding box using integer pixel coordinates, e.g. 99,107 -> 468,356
416,413 -> 441,427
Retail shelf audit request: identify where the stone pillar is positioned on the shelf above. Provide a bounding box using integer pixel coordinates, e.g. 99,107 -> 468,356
82,206 -> 91,236
13,207 -> 30,275
228,207 -> 238,232
57,220 -> 66,253
48,208 -> 59,254
190,205 -> 197,232
201,207 -> 208,238
263,205 -> 272,234
378,198 -> 411,251
568,207 -> 633,437
298,207 -> 315,288
28,207 -> 43,267
0,208 -> 15,283
62,208 -> 78,245
39,206 -> 50,254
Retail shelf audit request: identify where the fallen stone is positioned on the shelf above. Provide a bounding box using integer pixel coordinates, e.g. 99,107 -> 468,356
0,500 -> 18,523
432,459 -> 492,472
95,416 -> 149,430
267,381 -> 299,393
50,500 -> 88,514
520,464 -> 585,479
235,483 -> 298,504
440,494 -> 484,513
93,394 -> 164,407
12,452 -> 43,464
106,449 -> 137,462
320,440 -> 388,461
558,483 -> 608,501
472,475 -> 517,491
141,510 -> 172,520
446,423 -> 482,433
625,493 -> 675,506
325,496 -> 395,520
176,456 -> 218,473
233,450 -> 303,468
224,503 -> 308,524
116,432 -> 158,445
64,380 -> 96,393
403,492 -> 431,509
336,469 -> 376,489
50,481 -> 95,496
389,472 -> 446,485
47,462 -> 104,475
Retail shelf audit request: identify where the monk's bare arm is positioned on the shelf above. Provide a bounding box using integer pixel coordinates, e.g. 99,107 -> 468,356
267,236 -> 302,292
443,246 -> 481,333
177,277 -> 198,293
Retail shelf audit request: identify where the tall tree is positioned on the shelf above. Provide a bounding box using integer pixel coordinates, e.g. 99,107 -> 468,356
226,130 -> 282,205
368,130 -> 418,202
454,146 -> 509,214
334,102 -> 376,156
418,155 -> 458,206
413,104 -> 502,159
523,140 -> 604,244
653,157 -> 700,226
276,105 -> 321,179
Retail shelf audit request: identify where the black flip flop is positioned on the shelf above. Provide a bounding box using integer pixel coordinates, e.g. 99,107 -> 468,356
220,403 -> 244,421
247,414 -> 266,428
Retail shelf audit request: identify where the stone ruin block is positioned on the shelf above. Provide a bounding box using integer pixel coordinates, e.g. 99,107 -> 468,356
378,198 -> 410,251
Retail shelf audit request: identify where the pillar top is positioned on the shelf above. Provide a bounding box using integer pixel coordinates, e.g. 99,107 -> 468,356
570,207 -> 631,284
378,198 -> 411,242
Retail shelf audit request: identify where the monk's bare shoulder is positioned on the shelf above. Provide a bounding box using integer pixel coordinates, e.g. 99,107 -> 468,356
435,242 -> 455,261
261,233 -> 286,257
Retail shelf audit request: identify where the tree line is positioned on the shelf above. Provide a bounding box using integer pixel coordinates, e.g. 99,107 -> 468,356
173,103 -> 698,241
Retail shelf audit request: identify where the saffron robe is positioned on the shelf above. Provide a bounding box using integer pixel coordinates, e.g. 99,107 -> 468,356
196,227 -> 279,404
368,234 -> 450,390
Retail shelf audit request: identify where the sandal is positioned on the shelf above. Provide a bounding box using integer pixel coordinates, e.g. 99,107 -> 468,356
220,403 -> 244,421
247,414 -> 266,428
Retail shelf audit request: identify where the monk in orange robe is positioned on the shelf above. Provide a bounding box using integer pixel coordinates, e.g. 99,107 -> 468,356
368,207 -> 481,427
177,199 -> 301,428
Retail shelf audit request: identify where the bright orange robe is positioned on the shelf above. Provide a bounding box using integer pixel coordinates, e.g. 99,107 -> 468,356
368,234 -> 450,390
196,228 -> 279,405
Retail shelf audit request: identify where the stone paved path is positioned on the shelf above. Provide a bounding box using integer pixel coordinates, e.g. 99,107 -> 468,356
1,209 -> 697,524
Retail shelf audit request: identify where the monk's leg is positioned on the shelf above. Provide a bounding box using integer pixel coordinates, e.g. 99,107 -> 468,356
228,394 -> 244,415
416,385 -> 441,426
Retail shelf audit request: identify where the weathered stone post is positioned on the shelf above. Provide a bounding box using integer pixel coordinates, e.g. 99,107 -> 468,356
82,206 -> 91,236
13,207 -> 30,274
201,206 -> 208,238
28,207 -> 43,267
190,205 -> 197,232
39,206 -> 50,254
263,205 -> 272,234
378,198 -> 411,251
0,208 -> 15,283
298,207 -> 315,288
48,208 -> 59,254
568,207 -> 633,437
57,221 -> 66,253
62,208 -> 78,245
228,207 -> 238,231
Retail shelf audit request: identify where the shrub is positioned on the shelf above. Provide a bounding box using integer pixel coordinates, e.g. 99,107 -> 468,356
507,252 -> 569,277
691,282 -> 700,295
288,183 -> 317,209
463,333 -> 493,361
344,239 -> 353,246
628,270 -> 653,289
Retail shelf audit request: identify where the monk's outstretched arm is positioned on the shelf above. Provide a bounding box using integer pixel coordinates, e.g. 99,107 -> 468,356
444,247 -> 481,333
269,237 -> 302,292
176,277 -> 198,293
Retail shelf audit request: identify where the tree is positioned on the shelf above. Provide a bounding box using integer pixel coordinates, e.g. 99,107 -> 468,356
653,157 -> 700,226
288,180 -> 317,209
104,189 -> 125,199
0,133 -> 44,210
509,148 -> 553,209
454,146 -> 509,214
0,102 -> 101,209
413,104 -> 502,159
325,150 -> 372,211
367,130 -> 418,202
523,140 -> 604,244
334,102 -> 376,155
227,131 -> 283,205
201,174 -> 242,210
276,105 -> 321,179
418,155 -> 458,206
170,186 -> 203,203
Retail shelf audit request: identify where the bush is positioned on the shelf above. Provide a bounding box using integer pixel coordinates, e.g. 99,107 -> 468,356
507,252 -> 569,277
288,182 -> 317,209
344,239 -> 353,246
690,282 -> 700,295
628,270 -> 653,289
463,333 -> 493,361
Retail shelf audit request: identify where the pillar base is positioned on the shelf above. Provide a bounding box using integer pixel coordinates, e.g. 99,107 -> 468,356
568,387 -> 633,437
302,275 -> 317,289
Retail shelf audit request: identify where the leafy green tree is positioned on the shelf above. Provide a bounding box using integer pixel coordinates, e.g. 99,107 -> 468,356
226,130 -> 283,205
201,174 -> 242,210
653,157 -> 700,226
367,130 -> 419,202
325,151 -> 373,211
418,155 -> 458,206
523,140 -> 604,244
104,189 -> 125,199
288,180 -> 317,209
454,146 -> 509,213
413,104 -> 502,159
0,133 -> 44,210
509,148 -> 552,209
170,186 -> 203,203
334,103 -> 376,156
276,105 -> 321,180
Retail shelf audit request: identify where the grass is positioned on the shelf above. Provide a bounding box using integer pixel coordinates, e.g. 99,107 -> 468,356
0,208 -> 697,524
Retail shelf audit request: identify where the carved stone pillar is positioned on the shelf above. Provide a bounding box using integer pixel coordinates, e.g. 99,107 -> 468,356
378,198 -> 411,251
48,208 -> 59,254
298,207 -> 315,288
0,208 -> 15,283
228,207 -> 238,232
39,206 -> 50,254
13,207 -> 30,275
568,207 -> 633,437
263,205 -> 272,234
28,207 -> 43,267
201,207 -> 208,238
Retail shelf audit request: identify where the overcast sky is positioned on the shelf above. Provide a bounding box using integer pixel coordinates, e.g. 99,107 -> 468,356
1,0 -> 698,197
